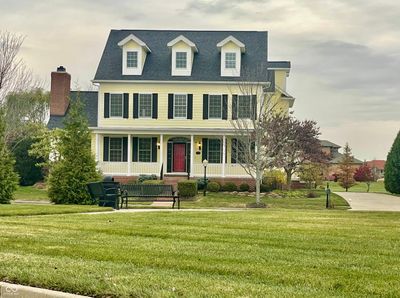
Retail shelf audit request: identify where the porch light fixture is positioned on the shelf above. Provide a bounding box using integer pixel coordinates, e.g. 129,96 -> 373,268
157,142 -> 161,149
202,159 -> 208,196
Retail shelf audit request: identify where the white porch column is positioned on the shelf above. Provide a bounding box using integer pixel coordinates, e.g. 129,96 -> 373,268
190,134 -> 194,177
127,134 -> 132,176
95,133 -> 100,162
222,135 -> 226,177
160,134 -> 164,175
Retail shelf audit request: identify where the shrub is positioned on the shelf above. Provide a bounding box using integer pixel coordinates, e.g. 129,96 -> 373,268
260,184 -> 271,193
221,182 -> 237,192
142,180 -> 164,185
246,202 -> 267,208
177,180 -> 197,198
385,131 -> 400,194
138,174 -> 157,183
306,191 -> 319,198
207,181 -> 220,192
197,177 -> 209,190
239,183 -> 250,192
263,170 -> 286,190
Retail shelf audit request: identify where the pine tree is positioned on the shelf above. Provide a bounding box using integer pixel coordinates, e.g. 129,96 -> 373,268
0,108 -> 19,203
384,131 -> 400,194
338,143 -> 356,192
48,95 -> 101,204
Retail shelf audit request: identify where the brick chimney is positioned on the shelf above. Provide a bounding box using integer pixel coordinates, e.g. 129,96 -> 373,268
50,66 -> 71,116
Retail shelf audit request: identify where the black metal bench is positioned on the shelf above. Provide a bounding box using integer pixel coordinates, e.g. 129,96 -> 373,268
120,184 -> 180,209
87,182 -> 121,209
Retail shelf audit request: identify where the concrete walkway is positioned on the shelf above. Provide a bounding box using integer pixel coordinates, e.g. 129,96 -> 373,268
335,192 -> 400,211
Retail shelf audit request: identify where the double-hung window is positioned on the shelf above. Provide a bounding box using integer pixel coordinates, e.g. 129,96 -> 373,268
109,138 -> 123,162
209,95 -> 222,119
225,52 -> 236,69
176,52 -> 187,69
110,94 -> 123,117
174,94 -> 187,118
237,95 -> 251,119
208,139 -> 222,163
138,138 -> 152,162
126,51 -> 138,68
139,94 -> 152,118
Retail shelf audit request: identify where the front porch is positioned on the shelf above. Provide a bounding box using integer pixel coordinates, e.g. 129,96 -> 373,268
92,130 -> 251,178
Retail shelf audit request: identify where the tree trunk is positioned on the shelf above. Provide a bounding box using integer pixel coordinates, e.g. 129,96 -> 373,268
285,169 -> 292,191
367,182 -> 370,192
255,167 -> 261,205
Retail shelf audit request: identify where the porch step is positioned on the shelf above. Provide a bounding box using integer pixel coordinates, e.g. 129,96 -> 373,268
163,175 -> 190,187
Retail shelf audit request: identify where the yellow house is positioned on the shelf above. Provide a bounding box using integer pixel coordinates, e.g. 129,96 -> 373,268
48,30 -> 294,185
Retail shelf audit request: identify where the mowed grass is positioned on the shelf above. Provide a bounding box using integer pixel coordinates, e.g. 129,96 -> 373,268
14,186 -> 49,201
328,181 -> 388,194
0,204 -> 112,217
1,210 -> 399,297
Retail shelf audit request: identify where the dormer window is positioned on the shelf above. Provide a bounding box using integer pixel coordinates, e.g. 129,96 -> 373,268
167,35 -> 198,76
118,34 -> 151,76
217,36 -> 245,77
126,51 -> 138,68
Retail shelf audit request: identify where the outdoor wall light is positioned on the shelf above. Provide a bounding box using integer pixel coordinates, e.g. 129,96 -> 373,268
157,142 -> 161,149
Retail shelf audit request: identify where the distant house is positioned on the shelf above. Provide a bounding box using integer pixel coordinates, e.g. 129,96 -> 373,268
366,160 -> 385,179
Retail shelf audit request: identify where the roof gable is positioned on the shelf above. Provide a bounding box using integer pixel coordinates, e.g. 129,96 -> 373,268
167,35 -> 198,52
117,34 -> 151,52
217,35 -> 246,53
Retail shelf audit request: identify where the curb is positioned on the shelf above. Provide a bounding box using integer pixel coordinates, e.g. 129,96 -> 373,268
0,282 -> 90,298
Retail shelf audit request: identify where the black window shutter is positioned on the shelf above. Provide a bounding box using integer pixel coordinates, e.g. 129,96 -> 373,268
103,137 -> 109,161
167,142 -> 173,172
104,93 -> 110,118
232,95 -> 238,120
222,94 -> 228,120
133,93 -> 139,118
202,138 -> 208,161
203,94 -> 209,119
231,138 -> 237,164
132,137 -> 138,162
152,93 -> 158,119
151,137 -> 157,162
168,94 -> 174,119
187,94 -> 193,119
123,93 -> 129,119
252,95 -> 257,120
122,137 -> 128,162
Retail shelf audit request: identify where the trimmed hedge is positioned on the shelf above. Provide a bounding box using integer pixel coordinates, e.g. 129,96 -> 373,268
222,182 -> 237,192
207,181 -> 220,192
138,174 -> 157,183
239,183 -> 250,192
260,184 -> 271,193
142,180 -> 164,185
197,177 -> 209,190
178,180 -> 197,198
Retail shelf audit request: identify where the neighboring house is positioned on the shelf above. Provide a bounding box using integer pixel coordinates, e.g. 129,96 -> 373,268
366,160 -> 385,179
320,140 -> 363,178
48,30 -> 294,185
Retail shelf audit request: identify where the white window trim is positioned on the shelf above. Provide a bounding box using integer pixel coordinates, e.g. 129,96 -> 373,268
208,94 -> 223,120
171,48 -> 192,76
237,95 -> 252,119
207,139 -> 222,164
138,137 -> 153,163
109,93 -> 124,119
126,51 -> 138,68
173,94 -> 188,119
138,93 -> 153,119
220,46 -> 241,77
109,137 -> 123,162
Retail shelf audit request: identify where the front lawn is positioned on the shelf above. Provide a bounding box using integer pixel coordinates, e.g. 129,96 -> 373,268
0,204 -> 112,217
327,181 -> 388,194
14,186 -> 49,201
0,210 -> 399,297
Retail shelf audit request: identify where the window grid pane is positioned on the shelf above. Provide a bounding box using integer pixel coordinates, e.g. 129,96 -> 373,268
109,138 -> 122,162
225,52 -> 236,68
138,138 -> 151,162
139,94 -> 152,118
238,95 -> 251,119
127,51 -> 138,68
110,94 -> 123,117
209,95 -> 222,119
176,52 -> 187,69
174,94 -> 187,118
208,139 -> 221,163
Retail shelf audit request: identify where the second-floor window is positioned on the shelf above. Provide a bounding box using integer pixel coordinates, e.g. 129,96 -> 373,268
138,138 -> 152,162
225,52 -> 236,69
174,94 -> 187,118
176,52 -> 187,69
139,94 -> 152,118
110,94 -> 123,117
109,137 -> 123,162
238,95 -> 251,119
126,51 -> 138,68
209,95 -> 222,119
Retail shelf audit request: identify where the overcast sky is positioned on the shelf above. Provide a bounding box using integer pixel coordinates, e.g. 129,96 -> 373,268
1,0 -> 399,160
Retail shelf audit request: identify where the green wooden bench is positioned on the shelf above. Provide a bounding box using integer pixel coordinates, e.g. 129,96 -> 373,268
87,182 -> 121,209
120,184 -> 180,209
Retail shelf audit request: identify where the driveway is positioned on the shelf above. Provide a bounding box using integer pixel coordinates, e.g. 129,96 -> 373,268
335,192 -> 400,211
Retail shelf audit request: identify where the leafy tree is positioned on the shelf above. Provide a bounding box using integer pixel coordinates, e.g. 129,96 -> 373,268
354,163 -> 374,192
299,162 -> 326,189
338,143 -> 356,191
384,131 -> 400,194
13,138 -> 44,186
47,95 -> 101,204
0,108 -> 19,203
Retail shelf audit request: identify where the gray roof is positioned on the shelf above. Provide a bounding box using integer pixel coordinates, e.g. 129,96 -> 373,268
94,30 -> 269,82
320,140 -> 341,148
330,152 -> 363,164
47,91 -> 98,129
267,61 -> 291,69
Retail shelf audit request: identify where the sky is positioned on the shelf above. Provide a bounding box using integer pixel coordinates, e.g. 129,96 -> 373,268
1,0 -> 399,160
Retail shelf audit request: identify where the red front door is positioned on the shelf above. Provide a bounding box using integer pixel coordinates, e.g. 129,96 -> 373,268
173,144 -> 186,172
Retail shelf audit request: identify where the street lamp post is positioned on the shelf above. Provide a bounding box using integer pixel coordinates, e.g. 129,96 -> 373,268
203,159 -> 208,196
